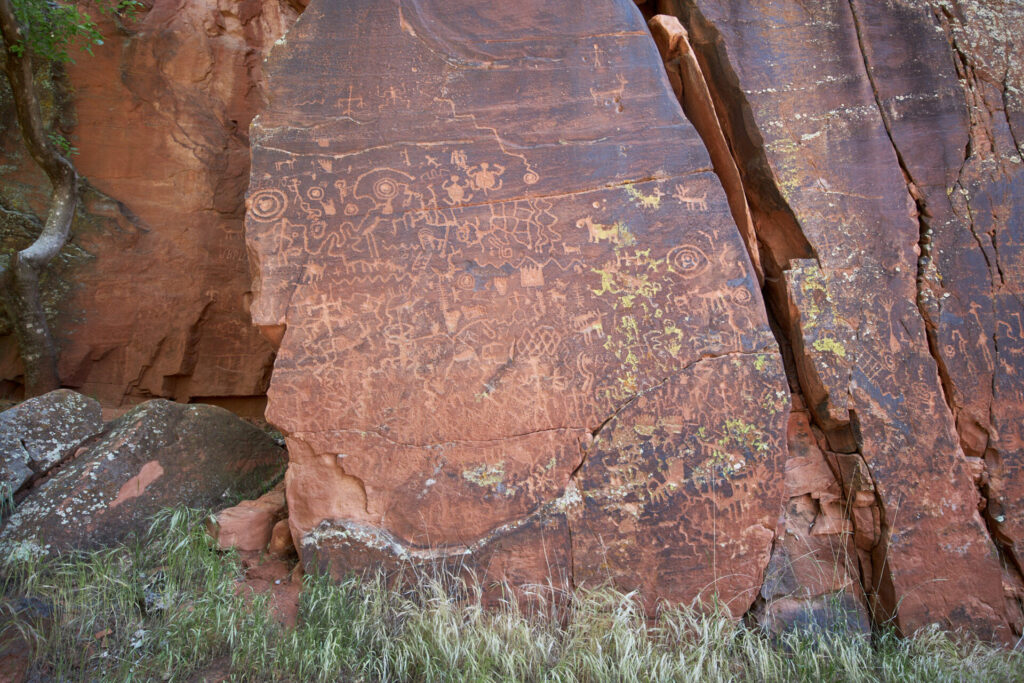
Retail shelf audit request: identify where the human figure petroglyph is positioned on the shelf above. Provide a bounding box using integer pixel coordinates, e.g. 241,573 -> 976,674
442,174 -> 473,204
379,83 -> 409,109
338,84 -> 365,116
467,162 -> 504,193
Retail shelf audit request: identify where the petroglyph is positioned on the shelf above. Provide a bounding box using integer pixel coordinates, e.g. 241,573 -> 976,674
247,0 -> 788,612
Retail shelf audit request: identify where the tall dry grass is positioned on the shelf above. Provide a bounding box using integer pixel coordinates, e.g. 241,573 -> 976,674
2,507 -> 1022,682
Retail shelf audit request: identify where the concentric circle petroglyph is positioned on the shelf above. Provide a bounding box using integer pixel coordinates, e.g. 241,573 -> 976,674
668,245 -> 709,276
374,177 -> 399,199
732,286 -> 753,304
250,188 -> 287,221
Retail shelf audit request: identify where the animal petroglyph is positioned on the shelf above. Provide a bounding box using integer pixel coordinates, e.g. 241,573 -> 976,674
672,185 -> 708,211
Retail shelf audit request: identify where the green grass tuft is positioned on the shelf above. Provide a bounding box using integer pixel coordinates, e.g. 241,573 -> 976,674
2,506 -> 1022,681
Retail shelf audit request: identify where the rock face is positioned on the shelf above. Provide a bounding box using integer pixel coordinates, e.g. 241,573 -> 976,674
248,0 -> 789,612
0,400 -> 286,556
0,0 -> 304,406
2,0 -> 1016,644
653,0 -> 1024,642
248,0 -> 1024,642
0,390 -> 102,494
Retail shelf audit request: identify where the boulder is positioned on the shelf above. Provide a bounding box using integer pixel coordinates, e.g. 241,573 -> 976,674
247,0 -> 788,613
749,408 -> 869,635
0,400 -> 286,557
209,484 -> 287,551
0,390 -> 103,494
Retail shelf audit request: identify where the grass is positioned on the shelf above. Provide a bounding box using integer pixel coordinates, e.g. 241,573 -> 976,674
1,507 -> 1022,682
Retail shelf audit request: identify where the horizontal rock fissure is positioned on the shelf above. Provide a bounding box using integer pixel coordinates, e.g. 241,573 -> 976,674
293,347 -> 772,451
306,481 -> 580,561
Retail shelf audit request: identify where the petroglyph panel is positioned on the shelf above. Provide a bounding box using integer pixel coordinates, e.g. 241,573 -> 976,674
570,352 -> 789,612
247,0 -> 788,606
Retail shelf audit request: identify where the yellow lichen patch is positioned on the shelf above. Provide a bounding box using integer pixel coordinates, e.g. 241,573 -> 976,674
690,417 -> 772,486
792,264 -> 833,329
624,183 -> 664,209
591,268 -> 621,297
812,336 -> 847,358
613,221 -> 636,246
719,417 -> 770,453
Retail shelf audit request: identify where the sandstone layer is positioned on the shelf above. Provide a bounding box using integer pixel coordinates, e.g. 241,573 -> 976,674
248,0 -> 789,612
0,0 -> 304,407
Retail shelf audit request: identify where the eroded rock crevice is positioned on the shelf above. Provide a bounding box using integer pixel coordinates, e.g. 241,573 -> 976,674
652,2 -> 894,629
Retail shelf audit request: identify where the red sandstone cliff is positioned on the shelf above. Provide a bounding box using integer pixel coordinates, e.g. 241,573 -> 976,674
0,0 -> 305,408
3,0 -> 1023,644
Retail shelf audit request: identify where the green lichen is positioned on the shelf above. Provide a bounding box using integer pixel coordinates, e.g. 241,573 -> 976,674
462,463 -> 506,489
633,423 -> 656,437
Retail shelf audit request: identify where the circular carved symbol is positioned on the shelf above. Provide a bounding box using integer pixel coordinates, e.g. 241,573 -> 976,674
732,286 -> 753,304
250,189 -> 287,221
374,177 -> 399,199
456,273 -> 475,290
344,203 -> 358,215
307,186 -> 325,201
668,245 -> 709,277
523,170 -> 539,185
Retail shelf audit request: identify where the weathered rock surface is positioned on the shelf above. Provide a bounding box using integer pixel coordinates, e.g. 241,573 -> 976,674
655,0 -> 1024,641
0,390 -> 102,494
749,404 -> 870,635
209,483 -> 288,551
248,0 -> 788,612
0,400 -> 285,556
0,0 -> 304,405
268,517 -> 295,557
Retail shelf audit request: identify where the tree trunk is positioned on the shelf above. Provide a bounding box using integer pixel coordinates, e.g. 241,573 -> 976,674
0,0 -> 79,396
